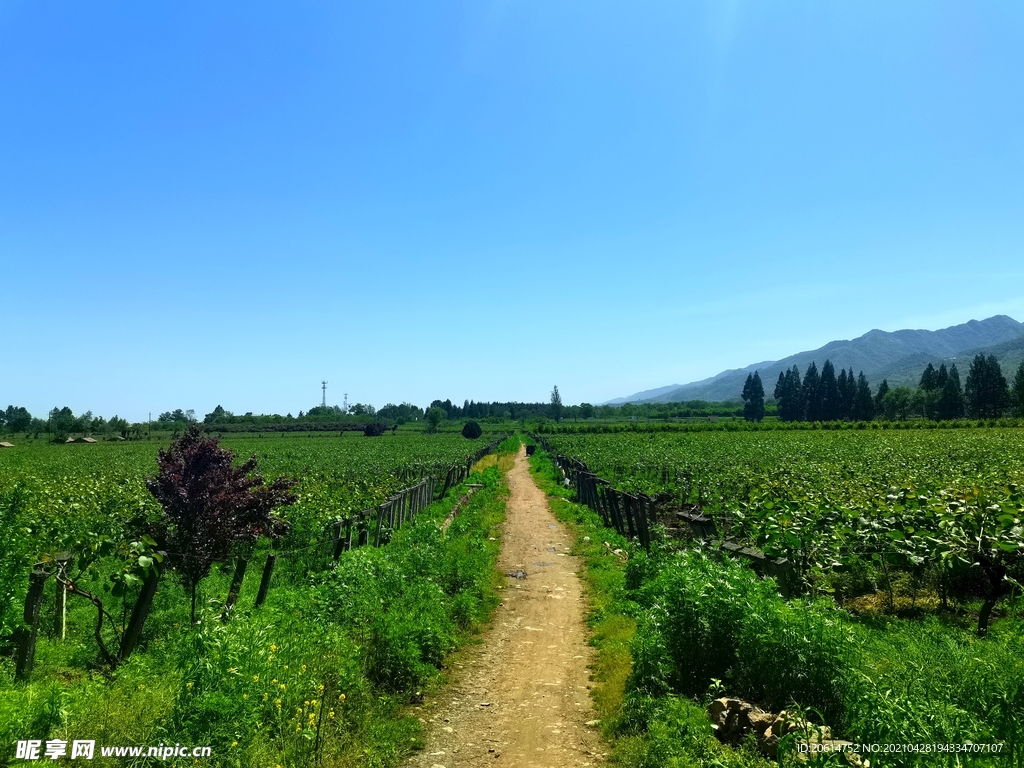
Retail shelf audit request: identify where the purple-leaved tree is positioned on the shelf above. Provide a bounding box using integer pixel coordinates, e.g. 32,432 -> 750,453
146,425 -> 296,623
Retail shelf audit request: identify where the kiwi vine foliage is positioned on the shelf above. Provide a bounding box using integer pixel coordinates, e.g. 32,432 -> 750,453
0,433 -> 488,637
0,433 -> 511,767
530,444 -> 1024,768
546,430 -> 1024,594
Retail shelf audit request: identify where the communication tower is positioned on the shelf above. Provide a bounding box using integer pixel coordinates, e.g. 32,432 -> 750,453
321,381 -> 327,408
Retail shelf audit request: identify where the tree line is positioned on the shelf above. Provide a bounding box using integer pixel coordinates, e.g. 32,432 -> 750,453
739,354 -> 1024,422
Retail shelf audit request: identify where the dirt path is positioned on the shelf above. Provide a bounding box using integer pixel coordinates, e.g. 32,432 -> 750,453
406,446 -> 605,768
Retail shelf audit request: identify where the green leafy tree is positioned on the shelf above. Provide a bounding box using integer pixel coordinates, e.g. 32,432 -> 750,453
882,386 -> 914,420
579,402 -> 595,420
3,405 -> 32,433
741,371 -> 765,422
49,406 -> 76,441
461,420 -> 483,439
425,406 -> 446,433
965,354 -> 1010,418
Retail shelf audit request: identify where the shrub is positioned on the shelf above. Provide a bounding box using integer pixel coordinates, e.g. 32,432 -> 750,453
629,549 -> 855,725
462,420 -> 482,439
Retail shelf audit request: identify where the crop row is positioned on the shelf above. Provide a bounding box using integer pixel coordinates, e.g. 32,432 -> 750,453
545,429 -> 1024,632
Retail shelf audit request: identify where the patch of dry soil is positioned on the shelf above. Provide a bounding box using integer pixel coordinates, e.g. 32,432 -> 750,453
406,446 -> 606,768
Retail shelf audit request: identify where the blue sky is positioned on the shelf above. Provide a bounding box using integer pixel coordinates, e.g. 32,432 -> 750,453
2,1 -> 1023,421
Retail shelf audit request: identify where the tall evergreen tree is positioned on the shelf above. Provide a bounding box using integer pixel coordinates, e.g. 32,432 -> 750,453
853,372 -> 875,421
774,366 -> 802,422
965,354 -> 1009,418
837,367 -> 856,420
742,371 -> 766,422
1013,361 -> 1024,418
936,363 -> 949,390
550,385 -> 563,422
837,369 -> 849,419
919,363 -> 938,391
936,363 -> 965,420
875,379 -> 890,412
803,361 -> 821,422
818,360 -> 840,421
774,371 -> 787,417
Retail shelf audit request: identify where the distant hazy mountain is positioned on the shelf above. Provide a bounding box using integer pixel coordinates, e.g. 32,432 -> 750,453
604,315 -> 1024,405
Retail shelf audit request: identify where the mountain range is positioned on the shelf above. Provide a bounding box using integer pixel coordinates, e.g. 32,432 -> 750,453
604,315 -> 1024,405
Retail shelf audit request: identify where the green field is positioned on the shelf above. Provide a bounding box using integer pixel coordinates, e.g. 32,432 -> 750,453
534,428 -> 1024,766
4,426 -> 1023,766
1,431 -> 514,766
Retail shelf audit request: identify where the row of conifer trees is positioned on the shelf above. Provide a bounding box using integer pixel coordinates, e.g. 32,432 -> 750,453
740,354 -> 1024,422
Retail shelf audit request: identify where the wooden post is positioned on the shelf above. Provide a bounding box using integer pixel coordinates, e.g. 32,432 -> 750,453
254,554 -> 276,608
623,494 -> 637,540
119,562 -> 162,662
222,556 -> 250,619
634,496 -> 651,550
15,567 -> 48,679
54,552 -> 72,640
333,521 -> 345,561
374,503 -> 386,546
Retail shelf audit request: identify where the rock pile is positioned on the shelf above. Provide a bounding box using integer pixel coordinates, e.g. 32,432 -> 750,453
707,698 -> 867,765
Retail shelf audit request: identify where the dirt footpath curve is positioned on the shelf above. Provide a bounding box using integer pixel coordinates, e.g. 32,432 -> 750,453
406,446 -> 605,768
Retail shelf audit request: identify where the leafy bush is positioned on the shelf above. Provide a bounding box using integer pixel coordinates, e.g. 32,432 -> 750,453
462,420 -> 482,439
630,549 -> 855,725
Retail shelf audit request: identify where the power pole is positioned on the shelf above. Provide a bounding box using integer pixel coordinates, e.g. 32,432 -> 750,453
322,381 -> 328,408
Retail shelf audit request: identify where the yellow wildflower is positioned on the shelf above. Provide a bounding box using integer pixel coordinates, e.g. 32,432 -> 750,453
328,711 -> 335,719
270,644 -> 278,652
253,675 -> 259,682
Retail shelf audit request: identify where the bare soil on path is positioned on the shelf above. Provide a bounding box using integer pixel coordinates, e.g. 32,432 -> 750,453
406,446 -> 605,768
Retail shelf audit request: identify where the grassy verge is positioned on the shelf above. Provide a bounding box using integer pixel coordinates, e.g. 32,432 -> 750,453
1,457 -> 514,767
